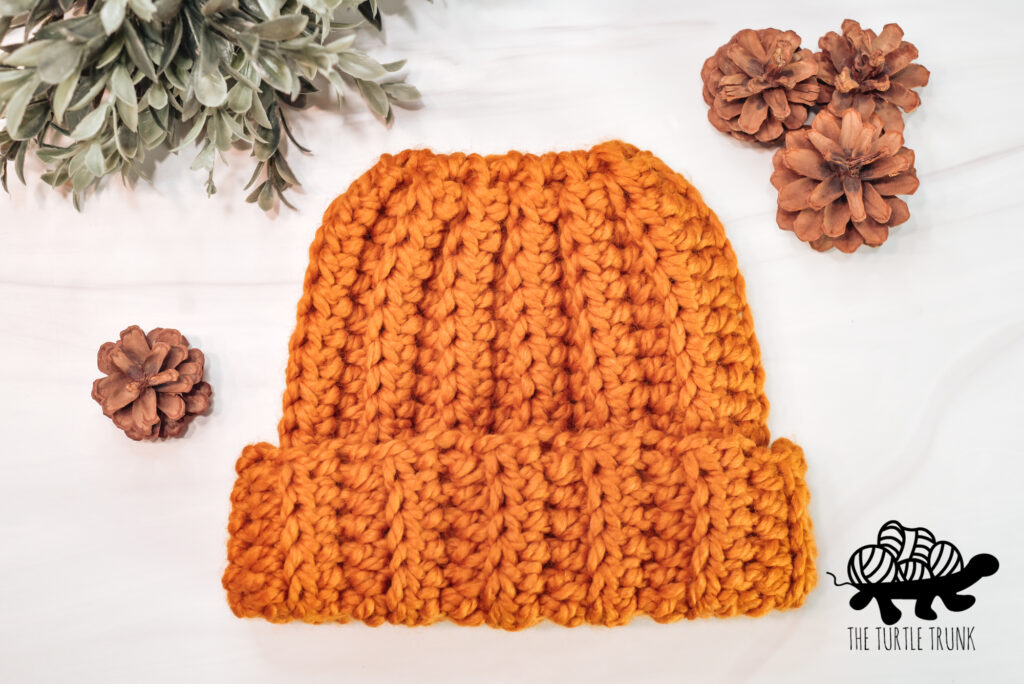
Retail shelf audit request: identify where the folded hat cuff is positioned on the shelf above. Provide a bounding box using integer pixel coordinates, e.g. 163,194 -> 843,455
223,426 -> 815,629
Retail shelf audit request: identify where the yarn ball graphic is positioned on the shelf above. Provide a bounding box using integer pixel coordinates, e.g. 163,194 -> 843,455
930,541 -> 965,577
878,520 -> 935,564
848,545 -> 900,584
898,558 -> 933,582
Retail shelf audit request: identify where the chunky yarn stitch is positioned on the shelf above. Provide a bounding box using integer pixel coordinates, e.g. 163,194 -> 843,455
223,141 -> 816,629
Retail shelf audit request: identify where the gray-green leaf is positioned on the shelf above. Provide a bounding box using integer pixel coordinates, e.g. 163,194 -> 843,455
272,154 -> 299,186
0,69 -> 27,84
324,35 -> 356,53
122,21 -> 157,81
35,41 -> 83,85
96,34 -> 125,69
197,25 -> 230,74
115,124 -> 139,159
256,181 -> 274,211
127,0 -> 156,21
194,70 -> 227,107
0,70 -> 31,100
3,76 -> 37,141
2,40 -> 57,68
153,0 -> 182,21
69,158 -> 95,192
145,82 -> 167,110
255,0 -> 280,20
0,0 -> 35,15
110,64 -> 136,105
252,119 -> 279,161
325,70 -> 345,105
137,109 -> 164,148
382,82 -> 420,103
208,110 -> 231,150
157,16 -> 182,74
100,0 -> 127,35
115,96 -> 138,132
200,0 -> 237,15
172,112 -> 206,151
252,15 -> 307,41
219,109 -> 245,138
36,145 -> 75,165
53,72 -> 80,124
226,82 -> 251,113
84,142 -> 105,176
15,101 -> 49,140
249,92 -> 271,128
357,79 -> 389,119
69,73 -> 109,112
256,51 -> 291,92
70,101 -> 110,140
337,51 -> 387,80
190,139 -> 214,171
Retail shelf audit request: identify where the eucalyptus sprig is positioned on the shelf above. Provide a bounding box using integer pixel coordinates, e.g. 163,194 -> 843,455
0,0 -> 421,210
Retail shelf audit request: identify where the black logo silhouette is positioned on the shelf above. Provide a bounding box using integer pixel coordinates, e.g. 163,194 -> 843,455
828,520 -> 999,625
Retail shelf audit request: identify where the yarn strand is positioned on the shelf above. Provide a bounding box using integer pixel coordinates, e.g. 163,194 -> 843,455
827,571 -> 853,587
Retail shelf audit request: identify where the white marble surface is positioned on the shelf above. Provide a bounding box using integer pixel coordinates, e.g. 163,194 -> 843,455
2,0 -> 1022,681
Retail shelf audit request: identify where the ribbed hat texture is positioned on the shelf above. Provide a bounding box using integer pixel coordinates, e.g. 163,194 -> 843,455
223,141 -> 816,629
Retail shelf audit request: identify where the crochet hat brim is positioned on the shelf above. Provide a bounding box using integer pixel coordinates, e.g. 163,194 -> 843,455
223,425 -> 814,628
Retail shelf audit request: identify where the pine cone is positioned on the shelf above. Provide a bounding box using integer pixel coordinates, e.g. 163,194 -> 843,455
770,108 -> 919,253
91,326 -> 212,441
816,20 -> 930,132
701,28 -> 819,144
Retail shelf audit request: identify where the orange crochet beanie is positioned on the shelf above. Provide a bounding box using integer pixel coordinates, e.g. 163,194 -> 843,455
223,141 -> 816,629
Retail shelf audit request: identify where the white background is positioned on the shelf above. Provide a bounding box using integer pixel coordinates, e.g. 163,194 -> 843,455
2,0 -> 1022,682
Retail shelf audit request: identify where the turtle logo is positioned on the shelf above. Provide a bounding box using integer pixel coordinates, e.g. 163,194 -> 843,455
828,521 -> 999,625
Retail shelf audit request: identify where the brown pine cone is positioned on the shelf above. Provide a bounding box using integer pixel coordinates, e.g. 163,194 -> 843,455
91,325 -> 212,441
701,28 -> 819,144
770,108 -> 919,253
816,20 -> 930,132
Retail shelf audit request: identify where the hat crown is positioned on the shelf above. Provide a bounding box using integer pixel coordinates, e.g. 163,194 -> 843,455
279,142 -> 768,448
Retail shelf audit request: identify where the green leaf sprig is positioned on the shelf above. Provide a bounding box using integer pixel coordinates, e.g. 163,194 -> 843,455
0,0 -> 421,210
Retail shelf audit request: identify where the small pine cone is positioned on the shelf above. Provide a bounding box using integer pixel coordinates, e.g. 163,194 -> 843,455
701,28 -> 819,144
91,325 -> 213,441
770,108 -> 920,253
816,20 -> 930,132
